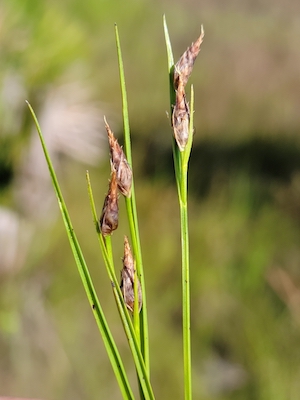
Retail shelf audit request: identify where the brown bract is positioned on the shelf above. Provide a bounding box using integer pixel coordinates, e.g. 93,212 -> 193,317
120,236 -> 142,312
104,117 -> 132,197
99,169 -> 119,236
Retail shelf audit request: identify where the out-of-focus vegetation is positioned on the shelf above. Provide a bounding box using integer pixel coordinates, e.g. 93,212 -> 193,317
1,0 -> 300,399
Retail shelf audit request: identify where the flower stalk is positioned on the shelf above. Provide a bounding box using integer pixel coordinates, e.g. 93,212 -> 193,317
164,15 -> 204,400
115,23 -> 150,376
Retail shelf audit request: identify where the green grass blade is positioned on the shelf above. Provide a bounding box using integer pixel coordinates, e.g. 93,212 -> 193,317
115,24 -> 150,376
114,23 -> 131,165
86,171 -> 155,400
163,14 -> 174,74
163,14 -> 175,109
27,102 -> 135,400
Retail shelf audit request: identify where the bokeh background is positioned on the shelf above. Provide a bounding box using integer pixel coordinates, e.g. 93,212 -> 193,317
1,0 -> 300,399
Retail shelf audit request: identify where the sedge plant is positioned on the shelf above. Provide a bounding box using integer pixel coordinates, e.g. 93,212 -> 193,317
27,17 -> 204,400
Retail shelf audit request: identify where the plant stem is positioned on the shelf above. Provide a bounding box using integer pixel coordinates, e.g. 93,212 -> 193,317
86,171 -> 155,400
164,17 -> 195,399
179,155 -> 192,400
115,23 -> 149,375
179,85 -> 194,400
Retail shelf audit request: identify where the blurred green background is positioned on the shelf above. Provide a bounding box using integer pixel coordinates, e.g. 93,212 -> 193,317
1,0 -> 300,399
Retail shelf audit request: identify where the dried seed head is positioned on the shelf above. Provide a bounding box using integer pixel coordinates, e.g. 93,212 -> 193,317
172,79 -> 190,151
120,236 -> 142,312
171,26 -> 204,151
104,117 -> 132,197
174,25 -> 204,90
99,169 -> 119,236
123,235 -> 134,269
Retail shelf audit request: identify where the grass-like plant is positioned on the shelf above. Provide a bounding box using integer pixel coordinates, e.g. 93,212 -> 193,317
27,16 -> 204,400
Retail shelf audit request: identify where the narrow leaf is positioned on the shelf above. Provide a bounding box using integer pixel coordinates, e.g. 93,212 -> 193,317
115,24 -> 150,375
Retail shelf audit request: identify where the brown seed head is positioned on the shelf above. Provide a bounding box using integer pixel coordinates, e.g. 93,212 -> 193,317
174,25 -> 204,90
99,169 -> 119,236
171,26 -> 204,151
172,78 -> 190,151
104,117 -> 132,197
120,236 -> 142,312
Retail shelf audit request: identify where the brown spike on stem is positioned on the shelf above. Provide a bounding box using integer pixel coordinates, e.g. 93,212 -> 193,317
174,25 -> 204,90
99,169 -> 119,236
172,77 -> 190,151
120,236 -> 142,312
104,117 -> 132,197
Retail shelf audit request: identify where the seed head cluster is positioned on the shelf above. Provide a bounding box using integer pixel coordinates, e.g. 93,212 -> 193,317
98,120 -> 141,312
120,236 -> 142,312
99,169 -> 119,236
99,119 -> 132,236
172,26 -> 204,151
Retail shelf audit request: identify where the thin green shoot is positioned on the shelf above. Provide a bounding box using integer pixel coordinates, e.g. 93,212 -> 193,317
115,23 -> 149,375
163,16 -> 196,400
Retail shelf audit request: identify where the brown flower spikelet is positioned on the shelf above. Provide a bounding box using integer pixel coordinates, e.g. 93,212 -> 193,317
172,77 -> 190,151
104,117 -> 132,197
99,169 -> 119,236
173,25 -> 204,90
120,236 -> 142,312
172,26 -> 204,151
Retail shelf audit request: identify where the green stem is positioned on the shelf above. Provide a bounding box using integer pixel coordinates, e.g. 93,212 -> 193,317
86,171 -> 155,400
115,23 -> 149,376
179,158 -> 192,400
164,17 -> 194,400
179,85 -> 194,400
133,264 -> 141,343
104,235 -> 114,266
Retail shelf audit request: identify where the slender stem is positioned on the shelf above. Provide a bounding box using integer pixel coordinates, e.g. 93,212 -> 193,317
86,171 -> 155,400
164,17 -> 194,400
179,159 -> 192,400
179,85 -> 194,400
104,235 -> 114,265
115,23 -> 149,375
133,264 -> 141,343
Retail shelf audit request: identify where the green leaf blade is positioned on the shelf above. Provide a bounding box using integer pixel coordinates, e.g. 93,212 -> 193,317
115,24 -> 150,377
